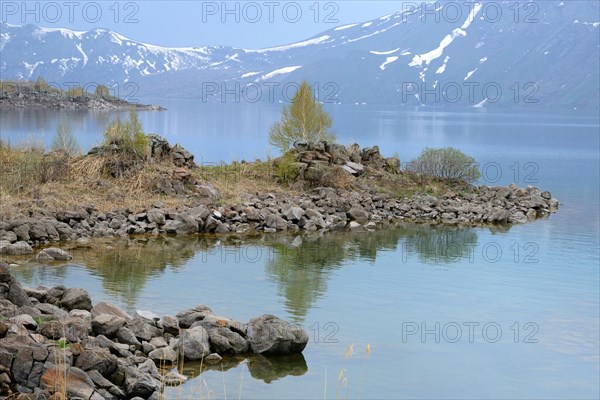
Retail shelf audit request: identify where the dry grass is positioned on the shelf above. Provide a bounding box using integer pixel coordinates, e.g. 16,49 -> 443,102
0,142 -> 464,216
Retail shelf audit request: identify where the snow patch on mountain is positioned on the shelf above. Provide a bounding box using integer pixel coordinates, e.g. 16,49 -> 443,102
464,68 -> 477,81
362,22 -> 373,28
436,56 -> 450,74
75,43 -> 88,66
346,23 -> 401,43
0,32 -> 9,51
380,56 -> 398,70
370,48 -> 400,55
241,71 -> 261,78
37,27 -> 85,40
22,61 -> 44,78
335,24 -> 358,31
479,56 -> 488,64
409,3 -> 482,67
245,35 -> 330,53
257,66 -> 302,81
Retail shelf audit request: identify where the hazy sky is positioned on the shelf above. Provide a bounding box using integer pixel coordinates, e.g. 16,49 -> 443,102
2,1 -> 410,48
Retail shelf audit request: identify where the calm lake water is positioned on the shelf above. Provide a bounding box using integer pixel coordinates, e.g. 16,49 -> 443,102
3,102 -> 599,399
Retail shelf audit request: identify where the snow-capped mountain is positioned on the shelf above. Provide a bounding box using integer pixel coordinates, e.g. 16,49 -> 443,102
1,1 -> 598,108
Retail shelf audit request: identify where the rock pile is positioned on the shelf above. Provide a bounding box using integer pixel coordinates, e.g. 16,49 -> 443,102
0,184 -> 559,247
0,264 -> 308,399
292,141 -> 400,178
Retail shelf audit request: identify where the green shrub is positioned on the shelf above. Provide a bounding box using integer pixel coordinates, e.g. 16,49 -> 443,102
268,80 -> 336,153
274,151 -> 299,183
103,108 -> 149,157
95,85 -> 110,98
66,86 -> 85,97
51,118 -> 81,157
410,147 -> 480,184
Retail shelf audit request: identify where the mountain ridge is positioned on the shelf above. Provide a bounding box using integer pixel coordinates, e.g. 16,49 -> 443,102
1,1 -> 599,109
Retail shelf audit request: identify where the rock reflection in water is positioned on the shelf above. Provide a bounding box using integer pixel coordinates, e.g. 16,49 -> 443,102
170,353 -> 307,385
14,223 -> 486,323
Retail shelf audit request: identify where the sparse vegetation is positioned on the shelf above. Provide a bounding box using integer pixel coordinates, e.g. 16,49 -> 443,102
66,85 -> 86,98
409,147 -> 480,184
274,151 -> 299,184
102,108 -> 149,157
268,80 -> 336,153
51,118 -> 81,157
95,84 -> 110,98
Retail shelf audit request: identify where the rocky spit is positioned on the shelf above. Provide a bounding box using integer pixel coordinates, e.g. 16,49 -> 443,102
0,86 -> 164,111
0,183 -> 559,253
0,264 -> 308,399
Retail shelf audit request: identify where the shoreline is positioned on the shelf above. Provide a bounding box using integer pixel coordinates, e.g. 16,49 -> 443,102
0,183 -> 559,255
0,80 -> 165,111
0,264 -> 308,398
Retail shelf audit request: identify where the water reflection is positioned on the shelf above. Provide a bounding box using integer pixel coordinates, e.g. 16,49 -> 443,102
174,353 -> 308,384
12,224 -> 485,320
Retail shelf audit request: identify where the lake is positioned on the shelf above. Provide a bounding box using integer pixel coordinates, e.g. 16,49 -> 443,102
3,101 -> 599,399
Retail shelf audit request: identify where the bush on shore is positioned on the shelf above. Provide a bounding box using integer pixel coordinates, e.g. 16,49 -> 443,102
409,147 -> 480,184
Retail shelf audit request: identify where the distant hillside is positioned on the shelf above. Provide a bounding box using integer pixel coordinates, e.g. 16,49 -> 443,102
1,1 -> 598,109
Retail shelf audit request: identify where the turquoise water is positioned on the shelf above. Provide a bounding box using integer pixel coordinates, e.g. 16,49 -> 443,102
4,105 -> 599,399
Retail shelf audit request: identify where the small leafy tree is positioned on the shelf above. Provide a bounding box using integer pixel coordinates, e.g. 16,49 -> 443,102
411,147 -> 480,184
66,85 -> 85,97
95,85 -> 110,98
51,118 -> 81,156
34,77 -> 49,92
103,107 -> 148,157
268,80 -> 335,153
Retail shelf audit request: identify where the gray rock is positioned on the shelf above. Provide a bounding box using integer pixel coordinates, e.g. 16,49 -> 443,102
164,214 -> 198,234
193,322 -> 249,354
348,205 -> 369,222
135,309 -> 160,324
36,247 -> 72,262
176,326 -> 211,360
61,288 -> 92,311
146,209 -> 166,225
162,315 -> 179,335
92,314 -> 127,337
116,326 -> 142,347
246,314 -> 308,355
282,206 -> 305,221
35,303 -> 69,319
69,309 -> 92,322
204,353 -> 222,363
127,317 -> 163,341
148,346 -> 178,363
176,304 -> 213,328
75,347 -> 118,378
8,314 -> 37,330
41,366 -> 97,400
124,365 -> 160,398
0,241 -> 34,255
149,336 -> 168,348
91,301 -> 132,320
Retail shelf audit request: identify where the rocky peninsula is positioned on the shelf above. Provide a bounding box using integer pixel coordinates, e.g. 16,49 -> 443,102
0,81 -> 164,111
0,137 -> 559,251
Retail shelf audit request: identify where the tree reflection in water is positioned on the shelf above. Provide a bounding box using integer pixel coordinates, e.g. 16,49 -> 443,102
12,223 -> 491,323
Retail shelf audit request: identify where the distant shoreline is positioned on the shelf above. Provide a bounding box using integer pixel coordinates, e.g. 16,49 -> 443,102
0,80 -> 165,111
